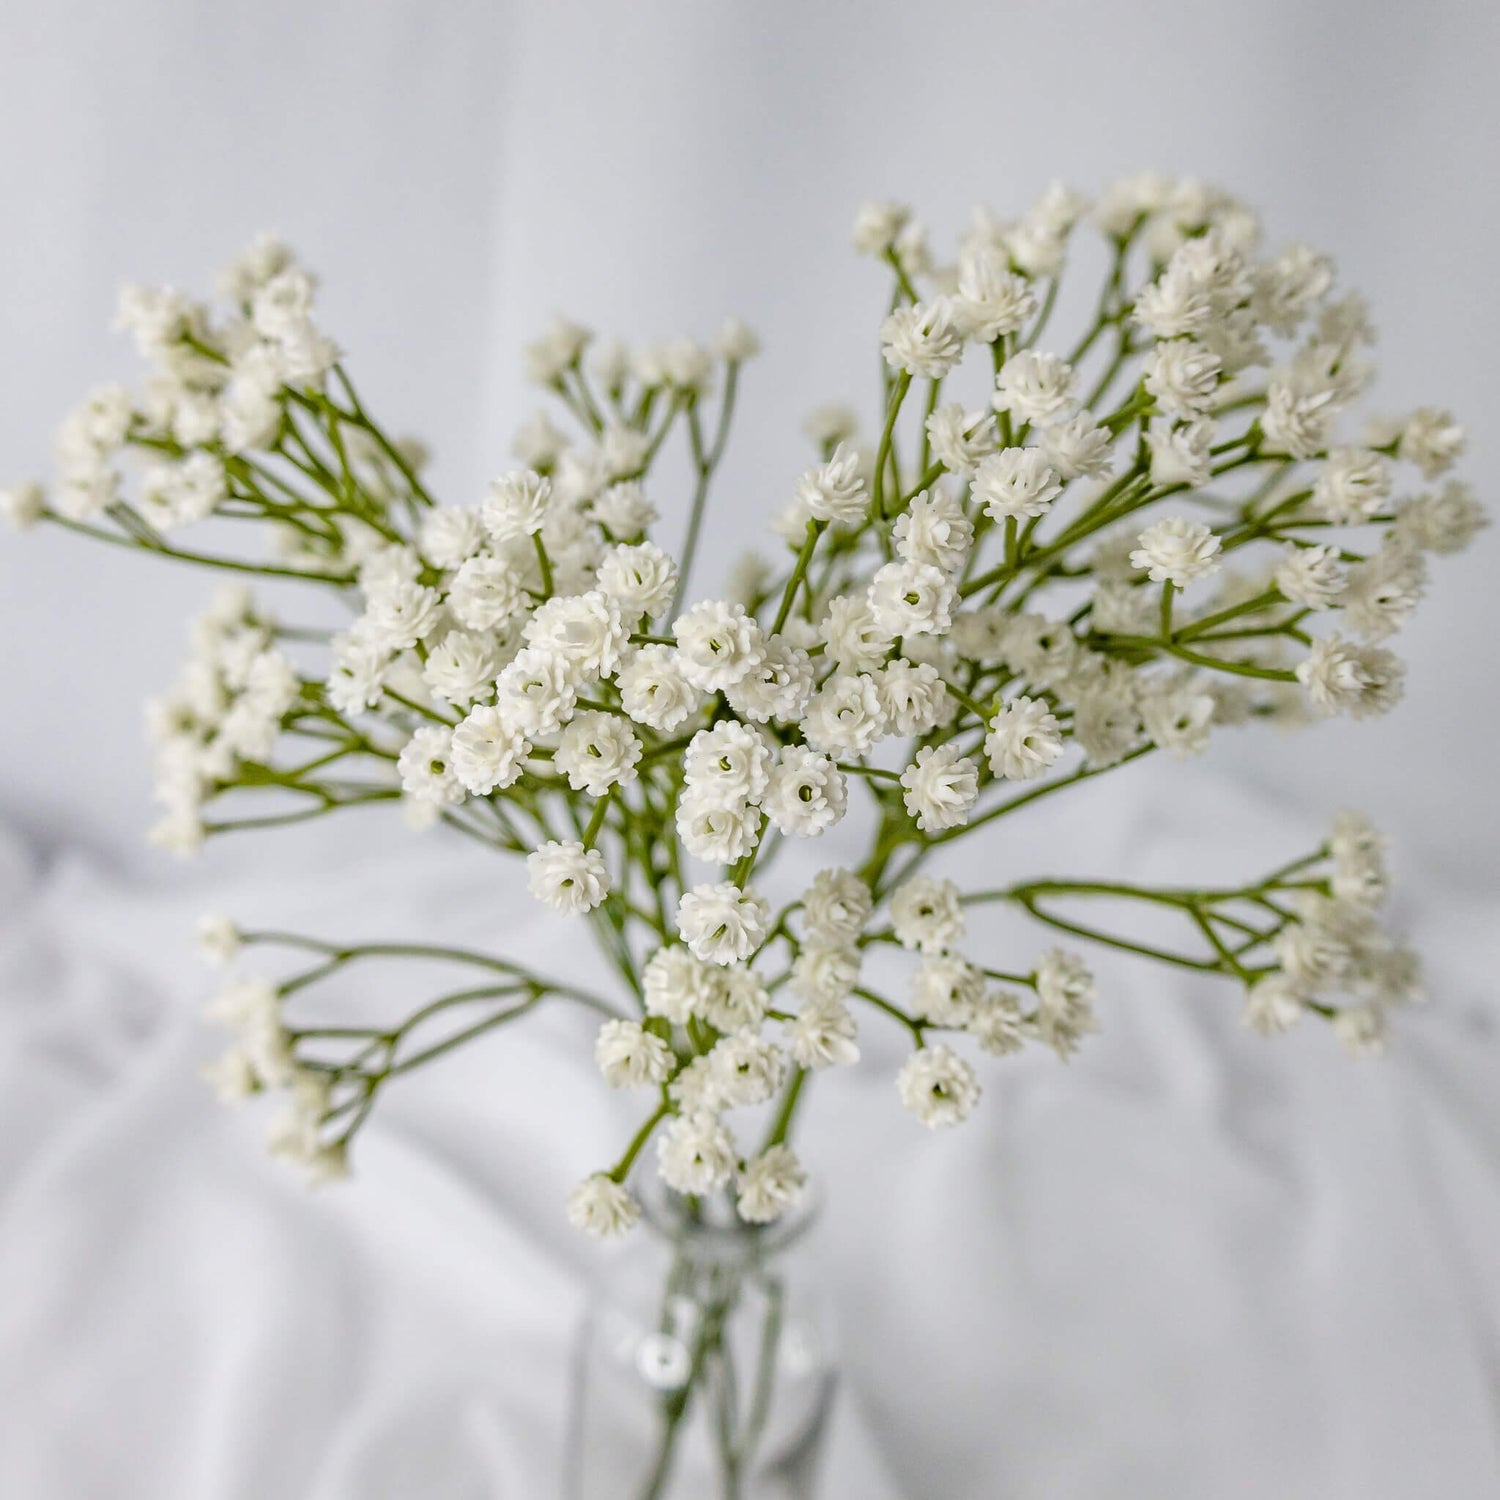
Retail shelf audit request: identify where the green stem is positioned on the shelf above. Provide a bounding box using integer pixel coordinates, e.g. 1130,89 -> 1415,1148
582,788 -> 614,847
762,1067 -> 807,1151
875,371 -> 912,518
44,512 -> 353,584
852,986 -> 925,1040
928,745 -> 1152,847
772,520 -> 825,634
610,1100 -> 671,1182
531,532 -> 554,598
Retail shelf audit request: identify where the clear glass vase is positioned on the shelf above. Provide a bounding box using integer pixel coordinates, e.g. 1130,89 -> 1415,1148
565,1187 -> 836,1500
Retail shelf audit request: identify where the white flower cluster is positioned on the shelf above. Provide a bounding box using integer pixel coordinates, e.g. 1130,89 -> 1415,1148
144,586 -> 301,854
201,972 -> 347,1184
1240,812 -> 1420,1055
10,177 -> 1478,1237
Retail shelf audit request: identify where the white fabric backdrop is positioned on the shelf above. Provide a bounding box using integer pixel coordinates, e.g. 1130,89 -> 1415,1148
1,768 -> 1498,1498
0,3 -> 1498,1497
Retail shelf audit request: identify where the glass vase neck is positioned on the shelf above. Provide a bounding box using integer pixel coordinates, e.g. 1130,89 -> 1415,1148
639,1184 -> 820,1268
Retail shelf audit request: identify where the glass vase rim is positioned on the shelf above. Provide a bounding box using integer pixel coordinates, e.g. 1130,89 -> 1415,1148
638,1179 -> 822,1261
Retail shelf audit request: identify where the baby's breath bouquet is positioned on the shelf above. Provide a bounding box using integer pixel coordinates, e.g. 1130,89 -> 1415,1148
5,174 -> 1483,1496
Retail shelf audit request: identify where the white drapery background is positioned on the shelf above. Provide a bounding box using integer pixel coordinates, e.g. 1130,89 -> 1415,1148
0,3 -> 1497,1496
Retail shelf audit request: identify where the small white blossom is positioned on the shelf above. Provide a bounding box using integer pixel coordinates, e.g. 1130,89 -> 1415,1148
1140,684 -> 1216,758
482,469 -> 552,542
1330,810 -> 1389,909
657,1112 -> 737,1195
556,712 -> 642,795
704,968 -> 770,1034
762,746 -> 847,837
201,1046 -> 258,1104
1143,340 -> 1221,418
737,1145 -> 806,1224
901,744 -> 979,832
889,874 -> 964,953
1333,1004 -> 1389,1059
494,646 -> 577,737
398,726 -> 464,805
953,246 -> 1036,341
992,350 -> 1076,427
423,630 -> 500,708
595,1019 -> 676,1089
852,200 -> 911,256
567,1174 -> 640,1237
1273,919 -> 1354,994
1341,544 -> 1426,642
524,318 -> 590,386
971,448 -> 1064,521
674,600 -> 765,692
360,579 -> 442,653
786,996 -> 860,1069
801,869 -> 873,946
1275,543 -> 1347,610
924,407 -> 999,478
790,943 -> 861,1005
660,338 -> 715,395
795,443 -> 868,526
643,946 -> 717,1025
724,635 -> 815,724
419,507 -> 486,568
893,488 -> 974,574
1073,688 -> 1142,768
527,840 -> 610,914
1253,244 -> 1334,335
985,696 -> 1065,780
266,1070 -> 342,1181
448,553 -> 528,632
897,1045 -> 980,1128
709,1030 -> 787,1108
1312,448 -> 1390,524
675,787 -> 761,865
801,672 -> 886,758
967,987 -> 1030,1057
683,721 -> 772,802
867,560 -> 955,636
524,590 -> 626,682
676,883 -> 770,966
617,645 -> 700,732
715,318 -> 761,362
591,480 -> 658,539
1033,949 -> 1099,1059
1130,517 -> 1222,587
0,480 -> 46,530
668,1056 -> 721,1115
1135,261 -> 1215,340
1242,974 -> 1306,1036
910,955 -> 984,1026
1396,408 -> 1465,479
1392,482 -> 1486,555
1146,418 -> 1215,487
1296,635 -> 1405,718
880,299 -> 965,378
196,913 -> 241,966
876,659 -> 952,737
450,705 -> 527,794
596,542 -> 677,620
1040,415 -> 1116,482
821,595 -> 893,673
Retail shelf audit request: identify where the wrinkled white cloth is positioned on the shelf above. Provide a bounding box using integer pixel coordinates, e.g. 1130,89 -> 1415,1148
0,762 -> 1496,1499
